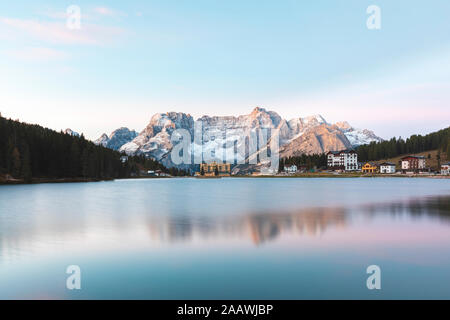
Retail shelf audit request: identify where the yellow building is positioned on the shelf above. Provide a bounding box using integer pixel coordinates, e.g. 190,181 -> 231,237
197,161 -> 231,176
361,162 -> 378,173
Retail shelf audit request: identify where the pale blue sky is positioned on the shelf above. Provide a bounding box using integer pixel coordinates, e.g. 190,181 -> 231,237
0,0 -> 449,139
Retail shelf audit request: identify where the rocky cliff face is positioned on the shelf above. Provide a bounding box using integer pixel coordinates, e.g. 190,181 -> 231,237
279,124 -> 352,158
95,107 -> 383,171
118,112 -> 194,162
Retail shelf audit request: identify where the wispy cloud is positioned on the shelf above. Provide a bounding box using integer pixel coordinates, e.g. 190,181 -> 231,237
93,6 -> 127,18
3,46 -> 68,61
39,9 -> 68,20
40,6 -> 127,21
0,17 -> 126,46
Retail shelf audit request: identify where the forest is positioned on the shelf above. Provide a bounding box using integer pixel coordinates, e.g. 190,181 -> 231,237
279,126 -> 450,170
0,116 -> 187,183
356,127 -> 450,161
279,153 -> 327,172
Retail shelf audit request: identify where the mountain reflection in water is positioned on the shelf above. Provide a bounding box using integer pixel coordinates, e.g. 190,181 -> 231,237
1,179 -> 450,299
146,195 -> 450,245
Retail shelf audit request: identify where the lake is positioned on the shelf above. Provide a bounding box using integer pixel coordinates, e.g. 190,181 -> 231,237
0,177 -> 449,299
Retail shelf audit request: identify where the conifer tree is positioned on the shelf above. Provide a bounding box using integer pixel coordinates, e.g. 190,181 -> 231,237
21,142 -> 32,182
11,147 -> 21,177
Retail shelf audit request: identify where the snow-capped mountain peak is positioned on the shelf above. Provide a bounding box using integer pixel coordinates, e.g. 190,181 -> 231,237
94,127 -> 138,151
64,128 -> 80,137
301,114 -> 327,126
285,114 -> 328,140
344,128 -> 383,146
333,121 -> 382,146
95,133 -> 109,147
119,112 -> 194,158
334,121 -> 353,132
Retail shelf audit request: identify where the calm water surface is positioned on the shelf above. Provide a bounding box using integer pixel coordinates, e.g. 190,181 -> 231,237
0,177 -> 449,299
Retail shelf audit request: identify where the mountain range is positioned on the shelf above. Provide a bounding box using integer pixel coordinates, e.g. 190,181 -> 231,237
93,107 -> 383,171
94,127 -> 138,151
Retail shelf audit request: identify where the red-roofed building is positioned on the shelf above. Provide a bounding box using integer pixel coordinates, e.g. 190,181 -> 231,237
401,156 -> 426,173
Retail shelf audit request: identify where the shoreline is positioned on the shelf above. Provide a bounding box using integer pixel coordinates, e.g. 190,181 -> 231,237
1,173 -> 448,185
0,174 -> 179,185
1,177 -> 174,185
231,173 -> 450,179
0,177 -> 115,185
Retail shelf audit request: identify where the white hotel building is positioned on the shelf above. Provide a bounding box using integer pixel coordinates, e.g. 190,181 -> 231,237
327,150 -> 358,171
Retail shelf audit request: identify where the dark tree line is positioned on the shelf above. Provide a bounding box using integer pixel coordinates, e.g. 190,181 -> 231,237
357,127 -> 450,162
279,154 -> 327,172
133,154 -> 188,177
0,116 -> 187,182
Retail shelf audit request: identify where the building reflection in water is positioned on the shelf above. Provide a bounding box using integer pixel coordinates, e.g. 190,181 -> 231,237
146,195 -> 450,245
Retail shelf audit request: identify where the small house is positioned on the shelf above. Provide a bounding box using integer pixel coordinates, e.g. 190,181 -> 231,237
361,162 -> 378,173
441,162 -> 450,175
379,162 -> 396,174
284,164 -> 298,174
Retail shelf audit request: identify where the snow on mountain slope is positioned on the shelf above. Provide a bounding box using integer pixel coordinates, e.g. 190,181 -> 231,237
64,128 -> 80,137
95,133 -> 109,147
119,112 -> 194,159
344,129 -> 383,146
94,127 -> 138,151
334,121 -> 383,146
93,108 -> 383,171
